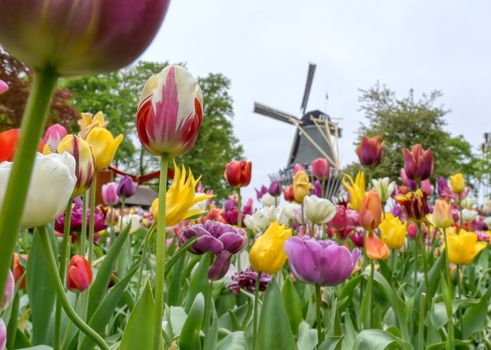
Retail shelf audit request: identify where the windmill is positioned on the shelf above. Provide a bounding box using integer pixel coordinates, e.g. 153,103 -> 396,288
253,63 -> 343,199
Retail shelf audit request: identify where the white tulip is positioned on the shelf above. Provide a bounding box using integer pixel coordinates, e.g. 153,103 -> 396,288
117,214 -> 143,233
461,208 -> 478,223
303,195 -> 336,224
277,202 -> 302,225
259,193 -> 276,207
244,206 -> 278,232
372,177 -> 396,203
461,196 -> 476,210
482,199 -> 491,216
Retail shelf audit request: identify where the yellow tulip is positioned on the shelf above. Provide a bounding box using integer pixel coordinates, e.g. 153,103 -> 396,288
293,171 -> 312,203
449,173 -> 465,194
342,171 -> 366,211
427,199 -> 453,228
78,111 -> 109,138
85,127 -> 123,170
249,221 -> 292,274
379,213 -> 407,249
151,162 -> 213,226
446,229 -> 486,265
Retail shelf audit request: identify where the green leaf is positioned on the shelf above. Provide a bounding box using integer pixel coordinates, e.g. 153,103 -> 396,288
353,329 -> 413,350
338,274 -> 361,313
185,255 -> 211,311
119,281 -> 156,350
282,277 -> 303,335
318,336 -> 342,350
462,286 -> 491,339
27,230 -> 56,345
430,302 -> 447,330
179,293 -> 205,350
165,235 -> 198,276
256,279 -> 296,350
216,331 -> 246,350
204,299 -> 218,350
88,224 -> 130,318
18,346 -> 54,350
296,321 -> 317,350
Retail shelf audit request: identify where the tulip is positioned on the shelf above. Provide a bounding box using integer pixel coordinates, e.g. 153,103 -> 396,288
400,169 -> 417,191
117,176 -> 137,199
311,158 -> 330,180
395,190 -> 429,222
312,180 -> 323,197
461,197 -> 476,210
221,197 -> 253,226
259,193 -> 276,207
101,182 -> 119,206
0,0 -> 169,76
372,177 -> 395,203
41,124 -> 67,153
450,173 -> 465,194
137,65 -> 203,156
285,237 -> 360,286
293,163 -> 305,174
182,221 -> 247,280
249,221 -> 292,274
365,232 -> 390,260
341,171 -> 366,211
0,79 -> 8,94
55,200 -> 107,233
228,269 -> 272,295
244,206 -> 278,232
13,253 -> 27,289
0,128 -> 19,163
402,144 -> 433,181
293,170 -> 312,203
151,163 -> 213,227
85,127 -> 123,170
462,209 -> 478,223
58,135 -> 95,197
255,186 -> 268,200
0,319 -> 5,350
78,111 -> 109,139
268,181 -> 282,197
358,189 -> 382,231
303,195 -> 336,225
224,160 -> 252,188
446,230 -> 486,265
356,135 -> 383,167
283,185 -> 295,202
67,255 -> 92,292
116,214 -> 142,234
482,199 -> 491,216
0,153 -> 76,228
427,199 -> 453,228
379,213 -> 407,249
350,229 -> 365,247
437,177 -> 456,199
1,270 -> 14,311
277,203 -> 302,225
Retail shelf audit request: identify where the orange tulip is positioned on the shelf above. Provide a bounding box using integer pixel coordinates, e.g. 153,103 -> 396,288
365,232 -> 390,260
0,128 -> 19,162
358,189 -> 382,231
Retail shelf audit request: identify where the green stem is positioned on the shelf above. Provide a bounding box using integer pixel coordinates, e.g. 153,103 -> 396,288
418,223 -> 429,296
7,291 -> 20,350
153,154 -> 169,350
315,285 -> 324,347
203,271 -> 214,329
138,225 -> 156,292
442,228 -> 454,350
414,228 -> 419,289
80,194 -> 88,255
55,200 -> 73,350
252,272 -> 262,350
417,293 -> 426,349
38,226 -> 109,350
0,67 -> 59,295
369,259 -> 375,328
88,177 -> 97,263
237,189 -> 242,271
109,205 -> 115,247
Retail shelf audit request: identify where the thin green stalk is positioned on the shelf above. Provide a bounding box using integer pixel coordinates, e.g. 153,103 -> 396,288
203,272 -> 214,329
38,226 -> 109,350
0,67 -> 59,295
315,285 -> 324,347
7,291 -> 20,349
418,222 -> 429,296
252,272 -> 262,350
153,154 -> 170,350
80,194 -> 88,255
109,205 -> 115,247
442,228 -> 454,350
417,293 -> 426,350
55,200 -> 73,350
457,265 -> 464,331
414,230 -> 419,289
88,177 -> 97,263
138,225 -> 156,292
369,258 -> 375,328
237,188 -> 242,271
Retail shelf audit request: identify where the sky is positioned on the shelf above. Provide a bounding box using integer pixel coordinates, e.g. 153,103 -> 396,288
141,0 -> 491,200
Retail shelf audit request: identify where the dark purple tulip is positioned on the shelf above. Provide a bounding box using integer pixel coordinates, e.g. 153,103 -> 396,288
255,186 -> 268,200
391,203 -> 403,218
402,144 -> 433,181
228,268 -> 272,295
400,169 -> 417,190
221,197 -> 253,227
349,229 -> 365,248
0,0 -> 170,76
117,176 -> 137,199
268,181 -> 282,197
55,201 -> 107,233
437,177 -> 457,199
312,180 -> 322,197
284,237 -> 360,286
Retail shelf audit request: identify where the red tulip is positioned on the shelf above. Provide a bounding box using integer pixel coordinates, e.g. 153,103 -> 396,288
0,128 -> 19,162
311,158 -> 330,180
224,160 -> 252,188
356,135 -> 383,167
67,255 -> 92,292
283,185 -> 295,202
13,253 -> 27,289
402,144 -> 433,181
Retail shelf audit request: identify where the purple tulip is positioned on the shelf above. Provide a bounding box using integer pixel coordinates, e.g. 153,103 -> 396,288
117,176 -> 137,199
400,169 -> 417,190
437,177 -> 457,199
55,201 -> 107,233
228,268 -> 272,295
1,270 -> 14,311
391,203 -> 403,218
268,181 -> 282,197
285,237 -> 360,286
102,182 -> 119,206
182,221 -> 247,280
221,197 -> 253,226
312,180 -> 322,197
0,318 -> 6,350
255,186 -> 268,200
349,229 -> 365,248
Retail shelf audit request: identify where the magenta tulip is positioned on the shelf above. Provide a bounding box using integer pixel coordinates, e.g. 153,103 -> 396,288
402,144 -> 433,181
311,158 -> 330,180
101,182 -> 119,206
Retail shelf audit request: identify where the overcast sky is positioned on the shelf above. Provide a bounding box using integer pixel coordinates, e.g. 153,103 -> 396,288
141,0 -> 491,200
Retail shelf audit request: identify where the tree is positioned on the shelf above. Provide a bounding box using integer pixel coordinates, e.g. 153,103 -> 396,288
345,84 -> 479,183
0,47 -> 78,131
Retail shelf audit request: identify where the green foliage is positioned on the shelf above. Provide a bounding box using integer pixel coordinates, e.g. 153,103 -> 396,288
345,84 -> 480,183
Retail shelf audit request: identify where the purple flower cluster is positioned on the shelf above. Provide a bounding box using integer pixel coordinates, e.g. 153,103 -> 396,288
55,198 -> 107,233
228,269 -> 272,295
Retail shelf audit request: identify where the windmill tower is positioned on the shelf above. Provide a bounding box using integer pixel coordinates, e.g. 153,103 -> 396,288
253,63 -> 343,199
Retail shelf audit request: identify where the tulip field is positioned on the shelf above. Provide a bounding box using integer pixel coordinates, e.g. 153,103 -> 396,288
1,2 -> 491,350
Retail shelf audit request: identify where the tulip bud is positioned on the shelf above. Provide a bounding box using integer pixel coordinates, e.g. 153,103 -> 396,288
0,318 -> 6,350
311,158 -> 330,180
58,135 -> 95,197
447,229 -> 486,265
427,199 -> 453,228
268,181 -> 282,197
402,144 -> 433,181
312,180 -> 322,197
349,229 -> 365,247
283,185 -> 295,202
450,173 -> 465,194
358,189 -> 382,231
293,163 -> 305,174
0,79 -> 9,95
13,253 -> 27,289
224,160 -> 252,188
303,195 -> 336,225
356,135 -> 383,167
67,255 -> 92,292
137,65 -> 203,156
379,213 -> 407,249
255,185 -> 268,200
462,209 -> 478,223
0,128 -> 19,163
117,176 -> 137,199
41,124 -> 67,153
101,182 -> 119,206
1,270 -> 14,311
85,127 -> 123,170
372,177 -> 395,203
293,171 -> 312,203
365,232 -> 390,260
244,206 -> 278,232
78,112 -> 109,138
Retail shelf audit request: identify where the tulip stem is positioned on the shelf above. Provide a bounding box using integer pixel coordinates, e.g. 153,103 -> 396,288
0,67 -> 59,296
55,200 -> 73,350
237,188 -> 242,271
368,259 -> 375,328
418,222 -> 429,297
315,285 -> 324,347
442,228 -> 454,350
153,154 -> 170,350
80,194 -> 88,255
38,225 -> 109,350
252,272 -> 262,350
88,177 -> 97,263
